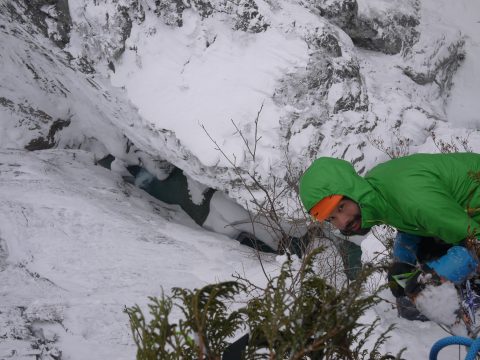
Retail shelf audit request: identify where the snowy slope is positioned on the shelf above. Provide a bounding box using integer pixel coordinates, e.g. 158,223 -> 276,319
1,0 -> 480,358
0,149 -> 279,359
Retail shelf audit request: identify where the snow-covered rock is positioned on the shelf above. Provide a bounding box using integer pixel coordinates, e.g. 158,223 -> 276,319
0,0 -> 208,183
1,0 -> 480,358
3,0 -> 480,211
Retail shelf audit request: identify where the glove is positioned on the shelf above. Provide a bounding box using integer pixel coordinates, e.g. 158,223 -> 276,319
387,261 -> 418,298
426,246 -> 479,285
404,267 -> 442,300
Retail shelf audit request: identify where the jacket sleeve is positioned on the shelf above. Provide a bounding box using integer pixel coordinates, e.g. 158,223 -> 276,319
406,188 -> 480,244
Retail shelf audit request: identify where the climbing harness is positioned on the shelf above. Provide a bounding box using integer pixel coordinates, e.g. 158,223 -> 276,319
460,279 -> 480,337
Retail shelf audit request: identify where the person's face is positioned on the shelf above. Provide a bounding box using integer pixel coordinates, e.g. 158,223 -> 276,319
325,198 -> 370,236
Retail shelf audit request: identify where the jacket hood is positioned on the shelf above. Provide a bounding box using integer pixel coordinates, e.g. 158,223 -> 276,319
299,157 -> 384,227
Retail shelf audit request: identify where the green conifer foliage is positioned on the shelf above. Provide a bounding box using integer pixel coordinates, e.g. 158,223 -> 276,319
126,249 -> 402,360
241,249 -> 397,359
125,282 -> 245,360
172,282 -> 246,358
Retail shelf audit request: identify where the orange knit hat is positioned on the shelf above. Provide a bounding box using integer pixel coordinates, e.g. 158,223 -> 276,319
309,195 -> 343,222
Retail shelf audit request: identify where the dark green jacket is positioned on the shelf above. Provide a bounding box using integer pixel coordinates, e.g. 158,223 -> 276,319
299,153 -> 480,244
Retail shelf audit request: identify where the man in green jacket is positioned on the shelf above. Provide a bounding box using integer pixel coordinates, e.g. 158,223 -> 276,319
299,152 -> 480,287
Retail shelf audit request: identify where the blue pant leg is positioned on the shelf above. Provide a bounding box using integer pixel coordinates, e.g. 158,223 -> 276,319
393,232 -> 422,265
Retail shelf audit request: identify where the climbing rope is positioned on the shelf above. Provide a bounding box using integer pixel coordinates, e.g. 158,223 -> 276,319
429,336 -> 480,360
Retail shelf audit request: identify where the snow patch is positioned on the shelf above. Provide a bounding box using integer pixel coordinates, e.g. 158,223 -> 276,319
111,9 -> 309,167
186,173 -> 210,205
415,282 -> 465,335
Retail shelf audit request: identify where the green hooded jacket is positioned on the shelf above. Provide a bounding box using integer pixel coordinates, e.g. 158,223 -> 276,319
299,153 -> 480,244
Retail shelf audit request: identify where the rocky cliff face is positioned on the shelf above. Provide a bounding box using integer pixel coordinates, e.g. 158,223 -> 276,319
304,0 -> 420,55
0,1 -> 205,180
1,0 -> 478,212
0,1 -> 479,356
18,0 -> 72,48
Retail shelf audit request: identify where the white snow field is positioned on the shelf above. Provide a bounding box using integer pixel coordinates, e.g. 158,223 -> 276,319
0,149 -> 277,359
1,0 -> 480,358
